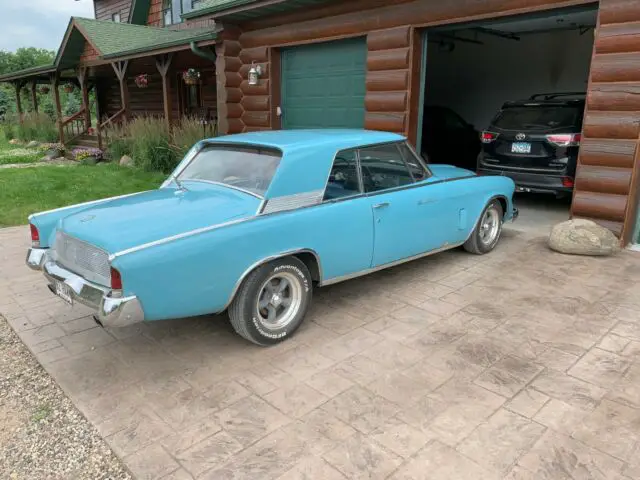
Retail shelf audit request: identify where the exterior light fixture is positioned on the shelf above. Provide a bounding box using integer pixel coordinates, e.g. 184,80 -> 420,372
248,61 -> 262,86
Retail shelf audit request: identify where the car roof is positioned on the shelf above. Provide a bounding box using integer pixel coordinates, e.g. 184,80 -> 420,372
205,129 -> 406,153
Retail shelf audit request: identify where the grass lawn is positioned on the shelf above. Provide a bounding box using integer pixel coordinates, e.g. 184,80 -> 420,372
0,143 -> 44,165
0,164 -> 166,227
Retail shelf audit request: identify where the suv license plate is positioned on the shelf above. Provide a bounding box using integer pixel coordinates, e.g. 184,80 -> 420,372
53,281 -> 73,305
511,142 -> 531,154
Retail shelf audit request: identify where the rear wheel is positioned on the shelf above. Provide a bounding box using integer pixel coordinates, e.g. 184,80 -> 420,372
464,200 -> 504,255
229,257 -> 312,346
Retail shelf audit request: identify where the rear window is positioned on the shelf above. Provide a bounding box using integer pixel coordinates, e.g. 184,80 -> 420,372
491,105 -> 582,130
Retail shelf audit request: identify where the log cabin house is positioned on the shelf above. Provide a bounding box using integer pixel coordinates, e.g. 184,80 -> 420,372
1,0 -> 639,246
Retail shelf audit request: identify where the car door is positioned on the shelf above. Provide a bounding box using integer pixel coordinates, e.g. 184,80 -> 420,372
360,142 -> 446,267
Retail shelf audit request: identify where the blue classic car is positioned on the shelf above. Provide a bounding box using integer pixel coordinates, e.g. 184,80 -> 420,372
26,130 -> 517,345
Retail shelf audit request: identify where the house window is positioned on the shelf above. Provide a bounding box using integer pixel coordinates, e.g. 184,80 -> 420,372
112,12 -> 121,22
163,0 -> 173,25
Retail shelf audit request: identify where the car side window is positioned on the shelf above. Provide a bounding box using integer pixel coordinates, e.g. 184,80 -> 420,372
359,143 -> 415,193
398,142 -> 429,182
323,149 -> 362,201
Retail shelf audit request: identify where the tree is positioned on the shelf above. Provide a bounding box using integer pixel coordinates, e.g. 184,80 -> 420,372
0,48 -> 55,75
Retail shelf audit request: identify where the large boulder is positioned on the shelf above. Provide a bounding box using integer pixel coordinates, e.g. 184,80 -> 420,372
548,219 -> 621,256
119,155 -> 134,167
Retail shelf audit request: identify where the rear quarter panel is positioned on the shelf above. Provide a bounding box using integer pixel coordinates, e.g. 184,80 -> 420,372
110,196 -> 375,321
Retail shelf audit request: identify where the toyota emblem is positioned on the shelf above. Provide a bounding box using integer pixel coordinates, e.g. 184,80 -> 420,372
515,133 -> 526,140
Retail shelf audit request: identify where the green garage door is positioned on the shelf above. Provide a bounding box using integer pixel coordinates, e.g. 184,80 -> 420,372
281,38 -> 367,129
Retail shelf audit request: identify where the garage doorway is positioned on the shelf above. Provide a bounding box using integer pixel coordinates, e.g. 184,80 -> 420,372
417,4 -> 597,233
281,37 -> 367,129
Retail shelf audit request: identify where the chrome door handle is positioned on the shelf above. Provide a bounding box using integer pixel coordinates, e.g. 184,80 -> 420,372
373,202 -> 390,209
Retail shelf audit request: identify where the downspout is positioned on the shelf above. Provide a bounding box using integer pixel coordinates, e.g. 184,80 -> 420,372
190,42 -> 216,62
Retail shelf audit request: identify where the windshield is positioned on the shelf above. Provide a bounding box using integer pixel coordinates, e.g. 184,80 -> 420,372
177,144 -> 282,197
492,105 -> 582,130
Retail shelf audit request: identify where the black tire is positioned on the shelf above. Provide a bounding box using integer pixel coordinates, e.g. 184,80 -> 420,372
463,200 -> 504,255
228,257 -> 313,346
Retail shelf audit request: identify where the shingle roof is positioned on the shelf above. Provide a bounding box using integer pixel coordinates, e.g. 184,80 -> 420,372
183,0 -> 257,19
72,17 -> 217,59
0,64 -> 56,83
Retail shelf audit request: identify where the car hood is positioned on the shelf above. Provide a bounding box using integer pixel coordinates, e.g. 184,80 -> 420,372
429,164 -> 476,180
59,183 -> 262,253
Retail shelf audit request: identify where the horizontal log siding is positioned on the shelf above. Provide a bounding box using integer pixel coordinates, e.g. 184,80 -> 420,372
573,0 -> 640,243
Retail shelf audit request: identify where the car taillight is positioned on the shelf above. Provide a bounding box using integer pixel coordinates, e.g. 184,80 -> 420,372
546,133 -> 581,147
562,177 -> 575,188
30,224 -> 40,247
481,132 -> 499,143
110,267 -> 123,290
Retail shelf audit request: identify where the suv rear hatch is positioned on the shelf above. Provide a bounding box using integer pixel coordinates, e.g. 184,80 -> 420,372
480,102 -> 584,172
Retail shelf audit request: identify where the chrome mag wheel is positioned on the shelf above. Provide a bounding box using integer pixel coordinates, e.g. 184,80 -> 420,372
479,206 -> 501,245
256,271 -> 302,330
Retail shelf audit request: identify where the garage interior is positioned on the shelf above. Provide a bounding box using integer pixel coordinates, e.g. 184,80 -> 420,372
419,5 -> 598,233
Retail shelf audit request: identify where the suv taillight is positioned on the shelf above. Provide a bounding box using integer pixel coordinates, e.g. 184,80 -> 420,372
546,133 -> 581,147
110,267 -> 123,290
30,224 -> 40,247
481,132 -> 499,143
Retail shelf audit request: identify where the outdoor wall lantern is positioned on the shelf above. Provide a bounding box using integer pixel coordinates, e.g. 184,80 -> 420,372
248,61 -> 263,86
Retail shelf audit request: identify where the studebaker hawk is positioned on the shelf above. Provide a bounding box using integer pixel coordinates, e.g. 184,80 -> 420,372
26,130 -> 517,345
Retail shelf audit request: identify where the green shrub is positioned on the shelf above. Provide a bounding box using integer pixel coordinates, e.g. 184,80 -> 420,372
104,123 -> 132,161
125,117 -> 177,173
171,117 -> 207,159
14,113 -> 58,143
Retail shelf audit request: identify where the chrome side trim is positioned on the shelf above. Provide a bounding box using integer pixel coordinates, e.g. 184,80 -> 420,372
28,191 -> 149,221
261,190 -> 324,214
109,216 -> 252,260
322,242 -> 465,287
221,248 -> 323,311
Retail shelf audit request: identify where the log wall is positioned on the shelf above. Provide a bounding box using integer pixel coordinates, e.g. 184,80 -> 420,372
574,0 -> 640,243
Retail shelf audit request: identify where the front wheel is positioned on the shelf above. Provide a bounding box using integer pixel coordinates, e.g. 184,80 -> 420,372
229,257 -> 312,346
463,200 -> 504,255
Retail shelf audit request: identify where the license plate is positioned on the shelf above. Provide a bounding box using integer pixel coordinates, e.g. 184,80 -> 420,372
53,281 -> 73,305
511,142 -> 531,154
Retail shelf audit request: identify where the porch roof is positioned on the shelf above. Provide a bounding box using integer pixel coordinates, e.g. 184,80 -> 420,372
0,18 -> 218,83
183,0 -> 327,21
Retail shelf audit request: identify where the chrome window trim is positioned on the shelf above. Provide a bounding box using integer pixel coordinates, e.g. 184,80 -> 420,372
357,141 -> 419,195
261,190 -> 324,214
28,191 -> 150,221
181,179 -> 264,199
220,248 -> 323,311
402,141 -> 433,180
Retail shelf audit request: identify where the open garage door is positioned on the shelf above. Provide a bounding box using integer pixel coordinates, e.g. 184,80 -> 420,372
281,38 -> 367,129
417,5 -> 597,234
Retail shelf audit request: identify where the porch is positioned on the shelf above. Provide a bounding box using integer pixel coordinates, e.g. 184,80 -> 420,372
0,18 -> 220,150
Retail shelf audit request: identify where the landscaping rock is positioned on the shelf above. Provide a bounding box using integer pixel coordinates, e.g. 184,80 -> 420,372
119,155 -> 134,167
8,139 -> 20,145
26,140 -> 40,148
548,219 -> 620,256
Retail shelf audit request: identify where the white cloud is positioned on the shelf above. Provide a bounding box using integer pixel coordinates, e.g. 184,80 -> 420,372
0,0 -> 95,52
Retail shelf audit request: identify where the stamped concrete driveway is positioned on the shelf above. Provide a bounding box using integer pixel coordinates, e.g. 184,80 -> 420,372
2,224 -> 640,480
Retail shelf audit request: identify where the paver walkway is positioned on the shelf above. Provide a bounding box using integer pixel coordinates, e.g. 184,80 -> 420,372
1,224 -> 640,479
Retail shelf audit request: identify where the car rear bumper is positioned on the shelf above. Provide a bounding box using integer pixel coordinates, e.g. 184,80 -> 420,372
26,248 -> 145,328
478,167 -> 573,195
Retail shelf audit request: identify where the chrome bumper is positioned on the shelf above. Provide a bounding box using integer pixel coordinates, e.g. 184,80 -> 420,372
26,248 -> 144,328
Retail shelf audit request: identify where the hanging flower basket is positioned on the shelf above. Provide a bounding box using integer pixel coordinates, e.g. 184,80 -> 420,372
63,83 -> 75,93
39,85 -> 50,94
135,74 -> 149,89
182,68 -> 201,85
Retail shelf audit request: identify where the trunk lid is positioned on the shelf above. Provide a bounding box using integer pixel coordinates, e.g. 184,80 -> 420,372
59,183 -> 261,253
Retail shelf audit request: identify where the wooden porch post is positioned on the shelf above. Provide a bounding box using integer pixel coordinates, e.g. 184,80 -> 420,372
50,73 -> 64,144
77,67 -> 91,129
155,53 -> 174,131
111,61 -> 129,122
30,81 -> 38,113
14,83 -> 23,123
94,82 -> 103,150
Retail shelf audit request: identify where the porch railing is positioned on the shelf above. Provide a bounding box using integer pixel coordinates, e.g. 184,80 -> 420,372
97,108 -> 126,150
61,109 -> 88,144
